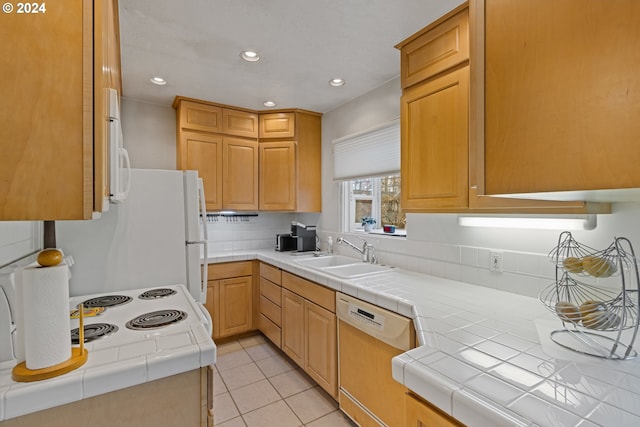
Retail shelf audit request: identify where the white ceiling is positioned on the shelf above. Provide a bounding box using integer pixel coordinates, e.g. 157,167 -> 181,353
118,0 -> 465,113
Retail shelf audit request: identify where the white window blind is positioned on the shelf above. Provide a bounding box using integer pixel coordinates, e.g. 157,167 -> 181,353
332,120 -> 400,181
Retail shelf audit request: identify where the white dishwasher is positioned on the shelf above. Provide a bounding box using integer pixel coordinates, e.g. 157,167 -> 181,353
336,292 -> 414,427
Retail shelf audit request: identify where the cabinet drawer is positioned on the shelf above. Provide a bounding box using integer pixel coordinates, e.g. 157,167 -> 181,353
260,295 -> 281,327
398,7 -> 468,88
260,277 -> 281,306
259,313 -> 282,348
208,261 -> 252,280
282,272 -> 335,313
260,263 -> 281,285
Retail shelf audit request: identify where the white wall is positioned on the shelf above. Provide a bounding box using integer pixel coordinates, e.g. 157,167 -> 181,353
0,222 -> 40,268
320,76 -> 640,298
121,97 -> 177,169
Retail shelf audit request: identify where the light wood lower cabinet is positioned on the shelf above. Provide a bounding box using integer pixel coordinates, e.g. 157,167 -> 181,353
0,368 -> 209,427
207,262 -> 254,340
405,392 -> 464,427
281,272 -> 337,399
258,263 -> 283,347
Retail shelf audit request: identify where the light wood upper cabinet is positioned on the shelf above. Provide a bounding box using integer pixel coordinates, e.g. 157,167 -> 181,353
396,3 -> 609,214
0,0 -> 120,220
400,8 -> 469,89
223,109 -> 259,139
174,97 -> 261,211
178,131 -> 223,211
258,111 -> 322,212
481,0 -> 640,199
223,138 -> 259,210
259,113 -> 295,138
259,141 -> 297,211
401,66 -> 469,210
178,101 -> 223,134
174,99 -> 321,212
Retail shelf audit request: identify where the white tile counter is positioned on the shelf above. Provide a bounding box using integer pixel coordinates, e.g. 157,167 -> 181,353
0,306 -> 215,421
209,249 -> 640,427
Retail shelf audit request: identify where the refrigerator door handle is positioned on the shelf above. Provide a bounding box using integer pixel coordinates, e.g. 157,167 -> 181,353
187,240 -> 207,245
197,178 -> 208,295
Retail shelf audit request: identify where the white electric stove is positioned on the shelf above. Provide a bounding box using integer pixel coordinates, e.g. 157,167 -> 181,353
68,284 -> 212,351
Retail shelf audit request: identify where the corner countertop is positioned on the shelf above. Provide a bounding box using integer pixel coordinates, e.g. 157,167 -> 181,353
208,250 -> 640,427
0,296 -> 215,422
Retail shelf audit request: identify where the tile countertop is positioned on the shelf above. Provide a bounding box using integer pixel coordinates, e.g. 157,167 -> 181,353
0,306 -> 215,422
208,250 -> 640,427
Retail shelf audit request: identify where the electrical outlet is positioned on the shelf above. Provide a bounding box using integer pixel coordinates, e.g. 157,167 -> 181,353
490,252 -> 503,272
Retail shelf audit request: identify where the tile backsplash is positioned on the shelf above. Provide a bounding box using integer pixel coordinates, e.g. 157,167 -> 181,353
206,213 -> 297,252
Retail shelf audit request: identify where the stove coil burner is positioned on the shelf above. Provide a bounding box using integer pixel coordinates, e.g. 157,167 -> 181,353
138,288 -> 177,300
71,323 -> 118,344
80,295 -> 132,309
126,309 -> 188,330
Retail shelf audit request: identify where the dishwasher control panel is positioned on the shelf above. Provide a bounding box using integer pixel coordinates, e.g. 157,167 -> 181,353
348,303 -> 385,329
337,292 -> 413,351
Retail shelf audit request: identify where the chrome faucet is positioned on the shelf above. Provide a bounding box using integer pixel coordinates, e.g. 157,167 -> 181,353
336,237 -> 377,264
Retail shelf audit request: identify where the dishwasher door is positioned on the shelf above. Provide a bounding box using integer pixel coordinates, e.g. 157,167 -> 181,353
336,292 -> 414,427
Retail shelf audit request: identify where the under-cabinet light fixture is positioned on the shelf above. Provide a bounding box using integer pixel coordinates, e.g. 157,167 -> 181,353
457,215 -> 597,230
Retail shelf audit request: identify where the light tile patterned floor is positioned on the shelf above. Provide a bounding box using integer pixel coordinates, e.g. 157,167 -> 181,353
213,334 -> 356,427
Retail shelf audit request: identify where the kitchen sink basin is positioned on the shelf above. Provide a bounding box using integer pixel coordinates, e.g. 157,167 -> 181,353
322,262 -> 391,278
296,255 -> 361,268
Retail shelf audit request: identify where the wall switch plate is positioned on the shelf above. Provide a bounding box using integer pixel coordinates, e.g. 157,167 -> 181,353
490,252 -> 503,272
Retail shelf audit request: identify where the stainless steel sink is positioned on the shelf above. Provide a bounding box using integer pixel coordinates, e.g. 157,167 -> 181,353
295,255 -> 360,268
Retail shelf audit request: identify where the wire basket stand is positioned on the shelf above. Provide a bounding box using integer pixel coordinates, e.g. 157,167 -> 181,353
539,231 -> 640,360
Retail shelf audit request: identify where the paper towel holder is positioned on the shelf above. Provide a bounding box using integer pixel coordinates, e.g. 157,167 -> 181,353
12,304 -> 88,382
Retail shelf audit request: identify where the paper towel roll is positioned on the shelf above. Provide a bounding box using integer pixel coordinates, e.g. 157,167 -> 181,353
19,264 -> 71,370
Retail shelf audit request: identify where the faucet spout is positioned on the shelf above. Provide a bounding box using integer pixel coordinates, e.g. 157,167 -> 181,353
336,237 -> 377,263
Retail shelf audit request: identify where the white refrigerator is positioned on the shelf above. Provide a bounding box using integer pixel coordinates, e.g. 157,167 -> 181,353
57,169 -> 208,304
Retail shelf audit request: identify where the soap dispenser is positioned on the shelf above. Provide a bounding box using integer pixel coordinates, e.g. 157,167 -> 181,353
327,236 -> 334,254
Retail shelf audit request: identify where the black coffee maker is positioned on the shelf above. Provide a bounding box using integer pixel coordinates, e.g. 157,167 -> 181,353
291,221 -> 316,252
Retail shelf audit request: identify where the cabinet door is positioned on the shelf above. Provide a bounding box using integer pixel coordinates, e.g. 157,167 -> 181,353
401,66 -> 469,210
223,137 -> 258,210
259,113 -> 295,139
178,100 -> 222,133
1,1 -> 94,220
281,289 -> 305,366
305,301 -> 337,398
405,392 -> 462,427
217,276 -> 253,338
484,0 -> 640,195
223,109 -> 259,139
399,7 -> 469,89
206,281 -> 217,338
178,132 -> 223,211
259,141 -> 296,211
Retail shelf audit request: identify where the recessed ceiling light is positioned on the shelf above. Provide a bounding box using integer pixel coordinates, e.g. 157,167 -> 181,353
149,76 -> 167,86
263,101 -> 276,107
240,51 -> 260,62
329,78 -> 345,87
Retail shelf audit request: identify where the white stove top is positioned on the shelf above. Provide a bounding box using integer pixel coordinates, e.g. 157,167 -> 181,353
68,284 -> 208,351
